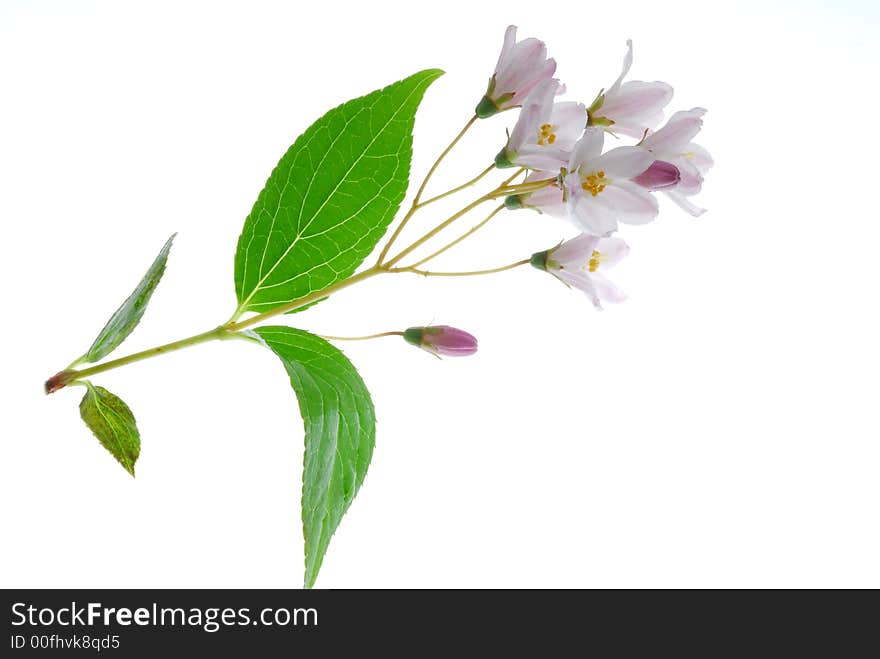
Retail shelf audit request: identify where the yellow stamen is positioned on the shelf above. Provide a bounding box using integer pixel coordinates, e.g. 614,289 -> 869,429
586,250 -> 606,272
537,123 -> 557,146
581,170 -> 608,197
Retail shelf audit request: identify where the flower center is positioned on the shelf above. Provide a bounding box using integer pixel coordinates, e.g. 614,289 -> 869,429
536,123 -> 557,146
585,250 -> 605,273
581,170 -> 608,196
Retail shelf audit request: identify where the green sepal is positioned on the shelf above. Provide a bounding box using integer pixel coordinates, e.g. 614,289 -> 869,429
494,147 -> 516,169
475,95 -> 500,119
403,327 -> 424,347
504,195 -> 525,210
586,91 -> 605,116
587,115 -> 615,128
530,250 -> 549,271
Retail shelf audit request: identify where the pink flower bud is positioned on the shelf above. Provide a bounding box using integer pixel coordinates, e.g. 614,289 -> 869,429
404,325 -> 478,357
632,160 -> 681,190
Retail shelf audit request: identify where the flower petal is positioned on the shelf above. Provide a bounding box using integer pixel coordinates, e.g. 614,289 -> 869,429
684,142 -> 714,174
551,233 -> 599,266
495,25 -> 517,74
554,268 -> 602,308
592,273 -> 626,304
601,80 -> 673,126
507,78 -> 558,151
592,145 -> 655,179
607,39 -> 634,95
516,149 -> 570,172
550,101 -> 588,145
664,189 -> 706,217
570,127 -> 605,170
601,180 -> 659,225
595,237 -> 630,268
569,192 -> 620,236
642,108 -> 706,155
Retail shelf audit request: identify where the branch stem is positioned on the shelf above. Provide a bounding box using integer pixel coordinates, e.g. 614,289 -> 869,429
46,326 -> 231,392
406,204 -> 505,269
376,115 -> 477,265
319,331 -> 404,342
417,163 -> 495,208
389,259 -> 530,277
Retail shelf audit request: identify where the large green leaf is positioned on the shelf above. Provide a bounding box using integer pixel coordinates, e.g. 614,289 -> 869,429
79,384 -> 141,476
234,69 -> 443,315
252,326 -> 375,588
83,233 -> 175,363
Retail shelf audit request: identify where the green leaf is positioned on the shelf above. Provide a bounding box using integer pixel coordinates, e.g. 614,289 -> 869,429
78,384 -> 141,476
252,326 -> 375,588
84,233 -> 176,363
234,69 -> 443,315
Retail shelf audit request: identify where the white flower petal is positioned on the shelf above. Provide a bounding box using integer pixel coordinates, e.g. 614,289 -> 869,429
592,145 -> 655,179
495,25 -> 518,72
569,128 -> 605,170
595,237 -> 630,268
508,79 -> 558,151
592,273 -> 627,304
670,156 -> 703,193
685,142 -> 714,174
607,39 -> 634,95
555,269 -> 602,308
600,80 -> 672,122
642,108 -> 706,155
550,101 -> 588,145
601,180 -> 659,225
516,149 -> 570,172
569,192 -> 620,236
523,181 -> 567,217
551,233 -> 599,265
664,189 -> 706,217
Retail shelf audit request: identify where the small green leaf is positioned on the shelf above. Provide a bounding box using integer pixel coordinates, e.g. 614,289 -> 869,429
84,234 -> 176,363
234,69 -> 443,315
253,326 -> 375,588
78,384 -> 141,476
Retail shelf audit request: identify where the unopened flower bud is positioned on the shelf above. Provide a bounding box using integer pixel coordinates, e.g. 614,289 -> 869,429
632,160 -> 681,190
403,325 -> 478,357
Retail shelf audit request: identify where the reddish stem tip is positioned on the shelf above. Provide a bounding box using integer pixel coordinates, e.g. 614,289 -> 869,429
45,370 -> 75,395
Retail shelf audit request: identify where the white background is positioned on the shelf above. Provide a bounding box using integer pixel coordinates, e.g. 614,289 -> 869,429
1,0 -> 878,588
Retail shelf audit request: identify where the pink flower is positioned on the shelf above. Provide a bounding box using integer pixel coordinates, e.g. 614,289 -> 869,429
638,107 -> 713,216
476,25 -> 557,118
587,40 -> 673,139
564,127 -> 658,235
531,234 -> 629,309
495,78 -> 586,171
403,325 -> 478,357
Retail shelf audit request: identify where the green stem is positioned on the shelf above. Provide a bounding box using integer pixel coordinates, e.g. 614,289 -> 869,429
44,166 -> 545,393
45,267 -> 385,394
383,195 -> 493,268
319,331 -> 404,342
46,326 -> 231,393
376,115 -> 477,265
226,265 -> 383,332
382,174 -> 552,269
406,204 -> 505,269
418,163 -> 495,208
389,259 -> 530,277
